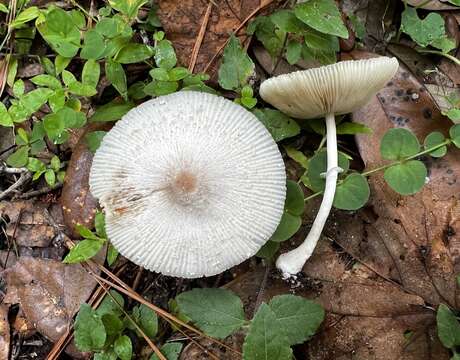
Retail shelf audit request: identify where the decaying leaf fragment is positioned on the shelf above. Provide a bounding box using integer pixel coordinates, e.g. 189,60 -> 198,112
3,256 -> 98,342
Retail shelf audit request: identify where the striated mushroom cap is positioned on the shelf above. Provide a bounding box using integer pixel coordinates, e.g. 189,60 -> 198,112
259,57 -> 399,119
89,91 -> 286,278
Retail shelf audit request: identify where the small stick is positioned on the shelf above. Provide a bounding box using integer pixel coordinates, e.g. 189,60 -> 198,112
17,182 -> 63,199
0,172 -> 32,201
0,165 -> 27,174
189,2 -> 213,73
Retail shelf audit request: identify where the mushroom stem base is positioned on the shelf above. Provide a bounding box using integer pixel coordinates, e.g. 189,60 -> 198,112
276,113 -> 339,278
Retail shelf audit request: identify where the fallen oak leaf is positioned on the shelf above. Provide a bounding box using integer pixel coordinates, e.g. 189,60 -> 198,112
3,256 -> 98,342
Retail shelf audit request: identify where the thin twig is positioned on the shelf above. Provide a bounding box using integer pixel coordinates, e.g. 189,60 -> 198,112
0,172 -> 32,200
203,0 -> 274,73
0,165 -> 27,174
189,2 -> 213,73
17,182 -> 63,199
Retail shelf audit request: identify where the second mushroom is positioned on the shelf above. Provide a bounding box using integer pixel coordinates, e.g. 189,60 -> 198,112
260,57 -> 399,277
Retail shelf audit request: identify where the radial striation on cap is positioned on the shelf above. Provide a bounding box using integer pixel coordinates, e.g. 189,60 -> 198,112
89,91 -> 286,278
259,57 -> 399,119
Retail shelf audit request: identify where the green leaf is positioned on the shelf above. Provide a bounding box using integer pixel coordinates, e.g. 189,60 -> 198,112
7,146 -> 29,167
101,313 -> 124,338
26,157 -> 45,172
286,40 -> 302,65
45,169 -> 56,187
437,304 -> 460,349
301,42 -> 336,65
48,89 -> 65,112
270,212 -> 302,243
269,295 -> 324,345
11,6 -> 40,28
30,74 -> 62,90
380,128 -> 420,160
445,108 -> 460,123
349,14 -> 366,39
95,212 -> 107,238
256,240 -> 280,260
155,39 -> 177,70
81,30 -> 106,60
68,82 -> 98,97
96,17 -> 132,38
63,239 -> 105,263
294,0 -> 348,38
85,131 -> 107,153
107,243 -> 119,266
20,88 -> 53,114
90,100 -> 134,122
247,16 -> 285,58
270,9 -> 306,33
243,303 -> 292,360
450,124 -> 460,147
50,155 -> 61,172
0,103 -> 13,127
400,7 -> 449,50
383,160 -> 427,195
132,304 -> 158,339
218,34 -> 255,91
7,57 -> 18,87
333,173 -> 370,210
61,70 -> 77,86
55,55 -> 71,75
82,60 -> 101,88
168,67 -> 190,81
0,3 -> 7,13
94,350 -> 117,360
424,131 -> 447,158
108,0 -> 147,20
114,335 -> 132,360
285,180 -> 304,216
284,145 -> 308,168
252,108 -> 300,142
115,43 -> 154,64
74,304 -> 106,351
97,290 -> 125,317
105,60 -> 128,100
150,343 -> 183,360
176,288 -> 245,339
143,80 -> 178,96
149,67 -> 169,81
336,122 -> 372,135
304,27 -> 340,52
70,9 -> 86,29
16,128 -> 29,145
37,8 -> 81,57
307,150 -> 350,192
240,96 -> 257,109
13,80 -> 25,97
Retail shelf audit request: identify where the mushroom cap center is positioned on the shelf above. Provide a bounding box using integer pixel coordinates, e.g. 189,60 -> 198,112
173,170 -> 198,194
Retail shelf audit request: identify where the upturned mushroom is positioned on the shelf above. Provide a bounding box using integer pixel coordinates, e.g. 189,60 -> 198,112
260,57 -> 399,277
89,91 -> 286,278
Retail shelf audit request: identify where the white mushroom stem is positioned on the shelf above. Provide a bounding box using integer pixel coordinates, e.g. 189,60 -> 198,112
276,113 -> 341,277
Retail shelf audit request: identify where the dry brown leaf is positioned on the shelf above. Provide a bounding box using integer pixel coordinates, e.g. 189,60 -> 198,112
157,0 -> 270,76
405,0 -> 458,10
0,200 -> 64,248
60,123 -> 111,237
0,305 -> 10,360
3,256 -> 98,342
347,50 -> 460,307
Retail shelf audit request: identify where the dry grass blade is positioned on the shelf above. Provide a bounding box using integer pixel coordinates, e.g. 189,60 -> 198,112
188,1 -> 213,73
203,0 -> 274,73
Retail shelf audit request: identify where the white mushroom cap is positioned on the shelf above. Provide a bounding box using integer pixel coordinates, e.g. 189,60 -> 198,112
89,91 -> 286,278
259,57 -> 399,119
